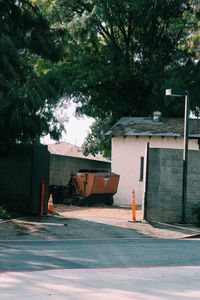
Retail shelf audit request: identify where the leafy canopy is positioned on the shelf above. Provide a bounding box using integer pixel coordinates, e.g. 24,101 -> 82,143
0,0 -> 67,144
50,0 -> 199,155
52,0 -> 199,119
2,0 -> 199,154
82,117 -> 111,158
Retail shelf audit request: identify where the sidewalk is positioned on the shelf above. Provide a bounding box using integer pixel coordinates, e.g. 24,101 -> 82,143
1,266 -> 200,300
148,219 -> 200,238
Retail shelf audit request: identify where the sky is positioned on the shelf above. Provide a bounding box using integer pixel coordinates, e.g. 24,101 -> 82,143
41,102 -> 94,146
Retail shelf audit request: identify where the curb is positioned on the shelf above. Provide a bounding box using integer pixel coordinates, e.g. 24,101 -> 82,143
149,220 -> 200,236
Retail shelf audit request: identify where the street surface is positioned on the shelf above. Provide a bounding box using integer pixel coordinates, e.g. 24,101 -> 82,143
0,238 -> 200,299
1,207 -> 200,299
0,238 -> 200,271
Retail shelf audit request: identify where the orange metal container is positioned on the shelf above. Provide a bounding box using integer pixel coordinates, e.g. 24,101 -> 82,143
73,171 -> 120,199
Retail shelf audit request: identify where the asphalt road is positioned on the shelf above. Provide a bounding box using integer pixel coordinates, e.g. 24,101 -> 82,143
0,238 -> 200,272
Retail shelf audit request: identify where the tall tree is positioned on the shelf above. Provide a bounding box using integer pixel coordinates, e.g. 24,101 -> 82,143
0,0 -> 66,145
51,0 -> 199,120
48,0 -> 199,155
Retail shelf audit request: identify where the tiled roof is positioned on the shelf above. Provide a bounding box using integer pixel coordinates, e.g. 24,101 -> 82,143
48,142 -> 110,162
107,117 -> 200,138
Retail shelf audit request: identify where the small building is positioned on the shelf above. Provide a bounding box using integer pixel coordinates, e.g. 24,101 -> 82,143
48,142 -> 108,162
48,142 -> 111,187
107,112 -> 200,207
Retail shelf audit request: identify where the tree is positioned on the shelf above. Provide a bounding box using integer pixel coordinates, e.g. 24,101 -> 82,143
51,0 -> 199,119
50,0 -> 199,154
0,0 -> 67,145
82,117 -> 111,158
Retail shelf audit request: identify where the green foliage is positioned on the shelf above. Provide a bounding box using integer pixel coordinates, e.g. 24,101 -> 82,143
49,0 -> 200,155
82,117 -> 111,158
0,206 -> 10,220
0,0 -> 66,144
52,0 -> 199,120
1,0 -> 200,155
192,203 -> 200,225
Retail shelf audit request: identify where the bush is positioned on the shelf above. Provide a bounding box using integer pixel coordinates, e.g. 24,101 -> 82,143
0,206 -> 10,220
192,203 -> 200,225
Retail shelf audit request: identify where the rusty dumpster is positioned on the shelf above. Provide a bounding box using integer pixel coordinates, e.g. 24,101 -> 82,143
69,170 -> 120,206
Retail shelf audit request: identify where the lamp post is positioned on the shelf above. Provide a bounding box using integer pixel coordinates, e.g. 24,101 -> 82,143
165,89 -> 189,224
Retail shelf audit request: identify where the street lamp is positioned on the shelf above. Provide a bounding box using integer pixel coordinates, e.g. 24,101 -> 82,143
165,89 -> 189,224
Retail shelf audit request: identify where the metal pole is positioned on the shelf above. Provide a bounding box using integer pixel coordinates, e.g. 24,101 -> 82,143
181,91 -> 189,223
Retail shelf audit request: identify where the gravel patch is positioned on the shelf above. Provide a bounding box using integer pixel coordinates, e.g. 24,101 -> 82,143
0,205 -> 192,240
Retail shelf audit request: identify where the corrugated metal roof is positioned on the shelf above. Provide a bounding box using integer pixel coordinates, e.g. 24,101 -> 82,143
107,117 -> 200,138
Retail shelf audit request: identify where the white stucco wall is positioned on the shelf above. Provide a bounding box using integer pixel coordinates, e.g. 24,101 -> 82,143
112,136 -> 199,207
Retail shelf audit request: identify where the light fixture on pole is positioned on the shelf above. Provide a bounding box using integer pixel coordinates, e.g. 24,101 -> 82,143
165,89 -> 189,224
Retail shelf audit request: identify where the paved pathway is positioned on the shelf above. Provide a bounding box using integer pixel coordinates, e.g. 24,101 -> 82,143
1,266 -> 200,299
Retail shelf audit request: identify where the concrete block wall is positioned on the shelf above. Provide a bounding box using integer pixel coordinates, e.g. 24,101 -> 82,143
146,148 -> 200,224
49,154 -> 111,186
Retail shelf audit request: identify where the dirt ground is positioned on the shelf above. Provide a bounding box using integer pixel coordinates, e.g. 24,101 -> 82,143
0,205 -> 195,240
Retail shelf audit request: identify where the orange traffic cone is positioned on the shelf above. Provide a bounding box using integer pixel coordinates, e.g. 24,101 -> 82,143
48,194 -> 54,214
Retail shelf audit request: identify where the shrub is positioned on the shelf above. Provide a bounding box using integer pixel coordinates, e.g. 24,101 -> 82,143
0,206 -> 10,220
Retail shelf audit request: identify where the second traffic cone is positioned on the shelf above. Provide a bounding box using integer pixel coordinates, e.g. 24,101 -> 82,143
48,194 -> 54,214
